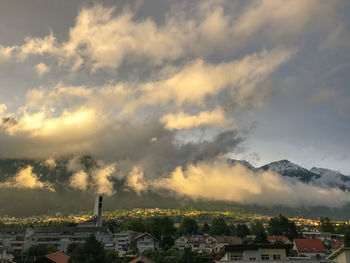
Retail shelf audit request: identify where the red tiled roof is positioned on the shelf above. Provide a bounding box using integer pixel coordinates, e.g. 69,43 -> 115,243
46,251 -> 70,263
129,256 -> 154,263
294,238 -> 326,253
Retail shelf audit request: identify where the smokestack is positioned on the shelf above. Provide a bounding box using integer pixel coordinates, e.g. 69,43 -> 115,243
93,194 -> 103,227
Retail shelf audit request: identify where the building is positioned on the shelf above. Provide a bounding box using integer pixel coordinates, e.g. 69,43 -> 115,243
175,234 -> 216,253
267,235 -> 291,244
0,194 -> 115,253
215,244 -> 293,262
0,227 -> 33,252
94,194 -> 104,228
134,233 -> 159,253
114,230 -> 138,253
327,246 -> 350,263
0,242 -> 14,263
44,251 -> 70,263
302,232 -> 342,241
214,236 -> 242,253
293,238 -> 326,258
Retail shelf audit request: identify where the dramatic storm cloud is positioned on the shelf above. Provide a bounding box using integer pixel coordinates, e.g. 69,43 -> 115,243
0,0 -> 349,211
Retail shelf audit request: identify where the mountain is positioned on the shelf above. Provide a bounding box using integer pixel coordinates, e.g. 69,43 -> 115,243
229,159 -> 257,171
260,159 -> 321,182
1,157 -> 350,218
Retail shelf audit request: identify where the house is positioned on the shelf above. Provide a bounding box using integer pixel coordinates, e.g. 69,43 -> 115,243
175,234 -> 216,253
129,256 -> 154,263
327,246 -> 350,263
302,232 -> 342,241
43,251 -> 70,263
267,235 -> 291,244
214,236 -> 242,253
134,233 -> 159,253
215,243 -> 293,262
293,238 -> 326,257
114,230 -> 138,253
0,242 -> 14,263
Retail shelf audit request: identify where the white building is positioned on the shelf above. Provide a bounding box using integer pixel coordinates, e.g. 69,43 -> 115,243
327,246 -> 350,263
134,233 -> 159,253
175,234 -> 217,253
215,244 -> 295,262
0,242 -> 14,263
0,226 -> 114,253
114,230 -> 138,253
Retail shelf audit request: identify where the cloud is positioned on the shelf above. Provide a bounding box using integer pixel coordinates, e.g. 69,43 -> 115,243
135,48 -> 294,109
0,165 -> 54,192
0,104 -> 7,116
310,88 -> 350,114
35,63 -> 50,77
152,159 -> 350,207
0,46 -> 14,65
92,163 -> 116,196
2,0 -> 336,72
160,108 -> 228,130
310,88 -> 339,103
125,166 -> 148,195
41,157 -> 57,169
69,170 -> 89,191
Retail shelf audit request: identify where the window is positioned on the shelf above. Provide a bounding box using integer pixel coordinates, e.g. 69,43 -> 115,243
261,254 -> 269,260
230,253 -> 243,260
273,254 -> 281,260
249,257 -> 256,260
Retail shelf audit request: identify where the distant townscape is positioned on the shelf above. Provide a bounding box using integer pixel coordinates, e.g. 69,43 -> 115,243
1,195 -> 350,263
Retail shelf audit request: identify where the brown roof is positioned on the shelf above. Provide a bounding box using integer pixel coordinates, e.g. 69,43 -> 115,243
294,238 -> 326,253
215,236 -> 242,245
46,251 -> 70,263
129,256 -> 154,263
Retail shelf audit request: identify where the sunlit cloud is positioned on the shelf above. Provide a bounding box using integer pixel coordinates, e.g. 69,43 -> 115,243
35,63 -> 50,77
160,108 -> 228,130
151,160 -> 350,207
0,165 -> 54,192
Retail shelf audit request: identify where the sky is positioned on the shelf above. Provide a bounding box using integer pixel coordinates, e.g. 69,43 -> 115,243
0,0 -> 350,211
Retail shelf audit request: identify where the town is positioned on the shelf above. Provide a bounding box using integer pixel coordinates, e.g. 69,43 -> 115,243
1,195 -> 350,263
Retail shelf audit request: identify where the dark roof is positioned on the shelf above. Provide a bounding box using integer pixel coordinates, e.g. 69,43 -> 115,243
134,232 -> 159,242
294,238 -> 326,253
216,244 -> 293,260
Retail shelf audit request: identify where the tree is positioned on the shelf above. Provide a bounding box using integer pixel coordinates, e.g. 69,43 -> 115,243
179,218 -> 199,235
235,224 -> 251,238
250,220 -> 267,243
69,234 -> 106,263
105,250 -> 119,263
210,217 -> 230,236
268,214 -> 298,240
126,219 -> 146,233
319,217 -> 335,233
145,216 -> 176,249
344,231 -> 350,247
26,244 -> 58,258
202,222 -> 210,234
